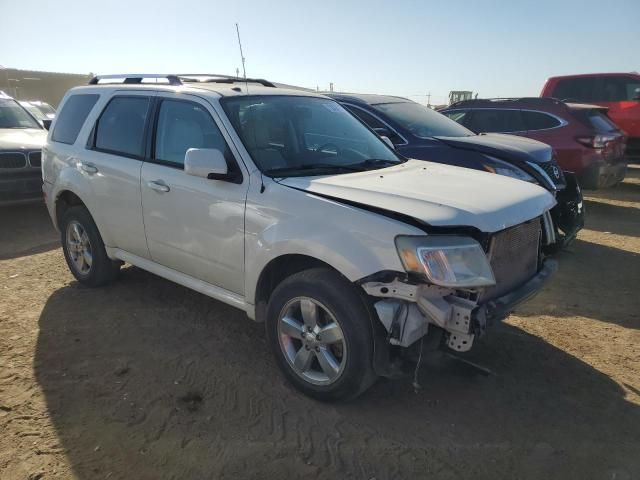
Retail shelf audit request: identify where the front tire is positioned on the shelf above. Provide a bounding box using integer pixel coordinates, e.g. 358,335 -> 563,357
265,268 -> 377,401
60,205 -> 120,287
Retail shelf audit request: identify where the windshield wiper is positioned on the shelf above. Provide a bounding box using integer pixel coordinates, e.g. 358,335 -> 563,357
349,158 -> 403,170
265,163 -> 367,177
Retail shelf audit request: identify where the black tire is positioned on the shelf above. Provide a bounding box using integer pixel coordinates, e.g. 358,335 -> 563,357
265,268 -> 377,401
60,205 -> 120,287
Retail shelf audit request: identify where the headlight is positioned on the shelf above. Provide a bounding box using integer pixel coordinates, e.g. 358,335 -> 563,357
395,236 -> 496,288
481,155 -> 536,183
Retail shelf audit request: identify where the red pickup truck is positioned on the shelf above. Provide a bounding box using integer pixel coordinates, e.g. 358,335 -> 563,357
541,73 -> 640,162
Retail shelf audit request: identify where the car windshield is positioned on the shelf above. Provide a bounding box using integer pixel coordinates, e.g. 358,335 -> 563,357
0,99 -> 41,129
222,95 -> 403,177
20,102 -> 47,121
374,101 -> 475,138
35,103 -> 56,116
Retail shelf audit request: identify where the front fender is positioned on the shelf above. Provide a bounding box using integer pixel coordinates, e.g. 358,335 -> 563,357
244,181 -> 424,305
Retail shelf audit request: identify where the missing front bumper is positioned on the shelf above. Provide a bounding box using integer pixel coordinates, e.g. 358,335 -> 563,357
364,259 -> 558,353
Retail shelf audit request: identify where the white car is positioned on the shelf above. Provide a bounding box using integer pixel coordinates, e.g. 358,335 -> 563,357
43,74 -> 557,400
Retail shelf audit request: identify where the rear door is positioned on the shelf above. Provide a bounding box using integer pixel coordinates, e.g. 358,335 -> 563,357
81,91 -> 154,258
140,93 -> 248,294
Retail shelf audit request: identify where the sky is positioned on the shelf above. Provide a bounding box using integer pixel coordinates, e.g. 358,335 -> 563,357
1,0 -> 638,105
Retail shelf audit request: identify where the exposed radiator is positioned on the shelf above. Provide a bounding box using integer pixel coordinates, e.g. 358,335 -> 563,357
478,218 -> 541,302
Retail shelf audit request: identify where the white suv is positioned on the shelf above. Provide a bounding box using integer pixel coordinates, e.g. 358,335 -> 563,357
43,74 -> 558,400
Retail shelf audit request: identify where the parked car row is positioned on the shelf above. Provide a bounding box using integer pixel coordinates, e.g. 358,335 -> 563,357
4,72 -> 637,400
327,93 -> 584,248
441,97 -> 628,189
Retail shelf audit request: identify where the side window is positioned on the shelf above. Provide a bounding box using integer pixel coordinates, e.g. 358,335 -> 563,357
467,109 -> 526,133
154,99 -> 228,166
52,94 -> 99,144
344,105 -> 403,144
443,110 -> 468,123
522,111 -> 561,131
94,96 -> 150,157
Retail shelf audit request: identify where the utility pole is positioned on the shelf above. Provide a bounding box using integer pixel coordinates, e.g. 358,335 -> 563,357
427,91 -> 431,108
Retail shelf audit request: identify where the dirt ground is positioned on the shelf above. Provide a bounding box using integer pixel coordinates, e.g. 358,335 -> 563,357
1,168 -> 639,480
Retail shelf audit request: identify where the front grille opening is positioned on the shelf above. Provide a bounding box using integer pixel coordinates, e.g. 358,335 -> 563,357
478,218 -> 541,302
28,151 -> 42,168
0,152 -> 27,169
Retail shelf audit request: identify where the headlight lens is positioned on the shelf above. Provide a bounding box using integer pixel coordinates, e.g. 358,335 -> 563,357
395,236 -> 496,288
481,155 -> 536,183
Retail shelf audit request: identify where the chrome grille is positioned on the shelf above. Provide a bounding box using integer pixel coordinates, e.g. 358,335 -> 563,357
479,219 -> 541,302
0,152 -> 27,169
28,151 -> 42,168
539,160 -> 566,187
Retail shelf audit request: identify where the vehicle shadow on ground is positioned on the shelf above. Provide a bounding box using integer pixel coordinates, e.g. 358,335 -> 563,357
35,266 -> 640,479
0,203 -> 59,260
517,239 -> 639,329
582,198 -> 640,237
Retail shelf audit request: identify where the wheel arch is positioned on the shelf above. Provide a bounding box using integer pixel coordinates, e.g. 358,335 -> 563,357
253,254 -> 344,323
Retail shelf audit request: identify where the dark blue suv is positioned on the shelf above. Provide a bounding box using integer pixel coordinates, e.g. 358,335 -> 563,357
328,93 -> 584,250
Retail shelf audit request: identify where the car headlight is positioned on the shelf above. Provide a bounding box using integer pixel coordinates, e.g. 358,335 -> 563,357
481,155 -> 536,183
395,236 -> 496,288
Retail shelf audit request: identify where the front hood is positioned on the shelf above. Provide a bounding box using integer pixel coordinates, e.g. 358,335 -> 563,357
0,128 -> 47,150
434,133 -> 553,164
279,160 -> 556,233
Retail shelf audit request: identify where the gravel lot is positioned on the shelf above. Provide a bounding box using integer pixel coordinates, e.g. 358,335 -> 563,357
1,167 -> 639,480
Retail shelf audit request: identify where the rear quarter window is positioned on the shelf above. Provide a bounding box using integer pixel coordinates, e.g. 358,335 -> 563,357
522,111 -> 561,130
52,94 -> 100,144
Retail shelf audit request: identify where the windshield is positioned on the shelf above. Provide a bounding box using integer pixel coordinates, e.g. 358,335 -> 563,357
35,103 -> 56,116
20,102 -> 47,121
222,95 -> 403,177
374,101 -> 475,138
0,99 -> 41,129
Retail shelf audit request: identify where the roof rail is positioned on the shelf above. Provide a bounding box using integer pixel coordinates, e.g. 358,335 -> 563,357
448,97 -> 565,109
88,74 -> 182,85
88,73 -> 276,88
178,74 -> 276,88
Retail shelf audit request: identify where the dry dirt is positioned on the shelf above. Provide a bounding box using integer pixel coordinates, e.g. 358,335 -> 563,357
1,168 -> 639,480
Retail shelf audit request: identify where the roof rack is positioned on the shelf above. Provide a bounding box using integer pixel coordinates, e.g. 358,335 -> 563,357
448,97 -> 565,109
88,73 -> 275,88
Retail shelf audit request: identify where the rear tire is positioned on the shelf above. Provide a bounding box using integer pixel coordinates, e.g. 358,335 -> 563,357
60,205 -> 120,287
265,268 -> 377,401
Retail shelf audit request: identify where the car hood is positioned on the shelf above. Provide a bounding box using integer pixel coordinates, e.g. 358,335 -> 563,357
0,128 -> 47,150
279,159 -> 556,233
434,133 -> 553,164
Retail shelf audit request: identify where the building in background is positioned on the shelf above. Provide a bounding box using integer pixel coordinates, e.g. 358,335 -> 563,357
0,67 -> 90,107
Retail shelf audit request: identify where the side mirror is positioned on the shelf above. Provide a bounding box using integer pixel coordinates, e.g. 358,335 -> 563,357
42,119 -> 52,131
184,148 -> 228,180
380,136 -> 395,149
633,88 -> 640,101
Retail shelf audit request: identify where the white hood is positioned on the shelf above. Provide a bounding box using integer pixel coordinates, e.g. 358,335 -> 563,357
279,160 -> 556,233
0,128 -> 47,150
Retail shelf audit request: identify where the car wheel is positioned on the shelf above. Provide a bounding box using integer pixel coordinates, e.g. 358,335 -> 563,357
61,205 -> 120,287
266,268 -> 377,401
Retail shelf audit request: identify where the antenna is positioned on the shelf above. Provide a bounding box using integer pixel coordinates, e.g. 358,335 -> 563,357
235,23 -> 249,93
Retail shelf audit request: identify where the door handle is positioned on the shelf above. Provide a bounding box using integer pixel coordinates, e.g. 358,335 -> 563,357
80,162 -> 98,174
147,180 -> 170,193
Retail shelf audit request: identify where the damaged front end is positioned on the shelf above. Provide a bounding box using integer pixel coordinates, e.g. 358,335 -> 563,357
359,217 -> 558,375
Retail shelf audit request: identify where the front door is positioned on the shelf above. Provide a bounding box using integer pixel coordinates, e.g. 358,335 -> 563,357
140,94 -> 248,295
